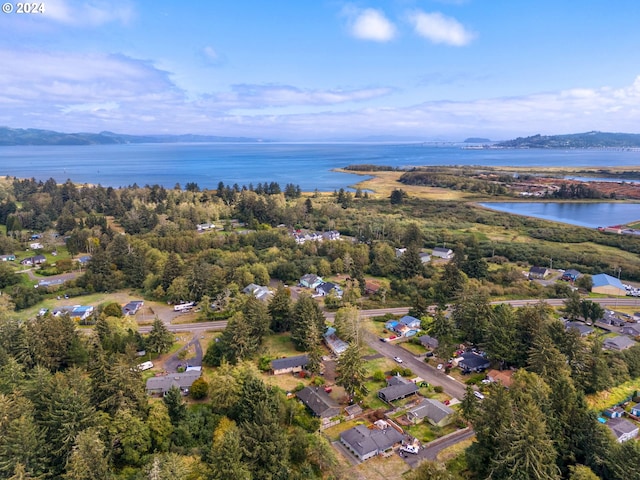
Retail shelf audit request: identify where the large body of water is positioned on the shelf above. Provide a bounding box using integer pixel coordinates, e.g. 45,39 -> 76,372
2,143 -> 640,191
479,202 -> 640,229
2,143 -> 640,227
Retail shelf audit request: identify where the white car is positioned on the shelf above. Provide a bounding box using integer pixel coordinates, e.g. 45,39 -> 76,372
474,391 -> 485,400
400,445 -> 419,455
437,363 -> 443,370
393,356 -> 403,364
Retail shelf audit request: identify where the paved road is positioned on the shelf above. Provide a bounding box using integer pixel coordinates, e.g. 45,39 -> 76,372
363,331 -> 468,400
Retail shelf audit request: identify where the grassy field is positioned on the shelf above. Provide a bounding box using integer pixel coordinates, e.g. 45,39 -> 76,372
586,378 -> 640,412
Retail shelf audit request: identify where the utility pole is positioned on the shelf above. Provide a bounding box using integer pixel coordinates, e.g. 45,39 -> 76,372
549,257 -> 553,270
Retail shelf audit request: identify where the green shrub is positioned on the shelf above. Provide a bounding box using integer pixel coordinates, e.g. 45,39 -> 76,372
433,385 -> 444,393
189,377 -> 209,400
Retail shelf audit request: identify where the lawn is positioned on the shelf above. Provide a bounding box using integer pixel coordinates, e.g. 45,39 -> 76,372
262,333 -> 305,358
322,418 -> 365,441
586,378 -> 640,411
404,421 -> 458,444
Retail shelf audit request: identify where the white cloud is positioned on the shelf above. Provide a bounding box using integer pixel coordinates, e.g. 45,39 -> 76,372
408,11 -> 474,46
44,0 -> 134,27
3,47 -> 640,140
348,8 -> 396,42
203,46 -> 219,62
200,84 -> 392,110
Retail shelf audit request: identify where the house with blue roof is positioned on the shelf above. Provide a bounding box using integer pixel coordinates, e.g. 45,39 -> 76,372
592,273 -> 626,296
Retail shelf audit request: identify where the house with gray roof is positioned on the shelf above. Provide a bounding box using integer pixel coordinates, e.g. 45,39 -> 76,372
606,417 -> 639,443
621,325 -> 640,337
296,386 -> 341,418
528,266 -> 550,279
316,282 -> 343,298
323,327 -> 348,356
378,376 -> 419,403
242,283 -> 273,302
340,424 -> 403,461
564,321 -> 594,337
407,398 -> 455,427
603,335 -> 637,351
458,352 -> 490,373
299,274 -> 324,289
271,354 -> 308,375
419,335 -> 439,350
145,370 -> 202,396
432,247 -> 453,259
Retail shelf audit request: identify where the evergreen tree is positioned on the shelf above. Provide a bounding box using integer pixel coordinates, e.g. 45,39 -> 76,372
161,253 -> 182,291
163,386 -> 186,426
63,428 -> 110,480
268,285 -> 292,333
291,296 -> 325,351
336,343 -> 366,399
146,318 -> 173,354
208,418 -> 251,480
399,244 -> 423,279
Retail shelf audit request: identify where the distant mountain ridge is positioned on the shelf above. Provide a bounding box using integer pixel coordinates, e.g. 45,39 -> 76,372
0,127 -> 264,146
497,131 -> 640,149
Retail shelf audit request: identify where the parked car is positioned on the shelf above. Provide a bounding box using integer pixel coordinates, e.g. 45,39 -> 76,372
474,391 -> 485,400
401,445 -> 419,455
437,363 -> 443,370
393,356 -> 403,364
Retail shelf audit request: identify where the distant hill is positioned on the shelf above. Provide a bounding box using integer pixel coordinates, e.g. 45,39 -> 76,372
497,131 -> 640,149
464,137 -> 492,143
0,127 -> 264,146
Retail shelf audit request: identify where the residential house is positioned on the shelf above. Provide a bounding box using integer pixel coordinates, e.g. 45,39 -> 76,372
52,305 -> 94,322
528,266 -> 550,279
145,370 -> 202,396
242,283 -> 273,302
406,398 -> 454,427
293,231 -> 323,244
487,369 -> 515,388
419,253 -> 431,264
322,230 -> 340,241
37,278 -> 65,288
561,269 -> 581,282
315,282 -> 343,298
340,424 -> 403,461
196,223 -> 215,231
592,273 -> 627,296
20,254 -> 46,266
419,335 -> 439,350
323,327 -> 349,356
0,254 -> 15,262
364,281 -> 380,295
395,248 -> 407,258
621,325 -> 640,338
603,335 -> 637,351
296,386 -> 341,418
630,403 -> 640,417
77,255 -> 92,265
122,300 -> 144,316
384,320 -> 399,332
606,417 -> 639,443
271,354 -> 308,375
458,352 -> 490,373
604,406 -> 625,418
378,375 -> 419,403
390,315 -> 422,338
564,321 -> 594,337
432,247 -> 454,259
299,274 -> 324,289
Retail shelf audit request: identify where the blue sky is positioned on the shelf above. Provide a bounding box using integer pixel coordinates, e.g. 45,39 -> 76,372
1,0 -> 640,140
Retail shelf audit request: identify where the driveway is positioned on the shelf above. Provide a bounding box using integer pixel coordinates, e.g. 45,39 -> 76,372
162,334 -> 203,373
363,332 -> 467,400
401,428 -> 475,467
